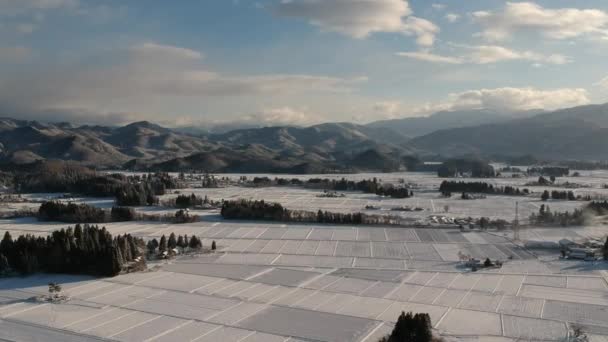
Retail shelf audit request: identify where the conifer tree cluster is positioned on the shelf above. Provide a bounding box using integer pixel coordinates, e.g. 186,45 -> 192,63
529,204 -> 586,226
146,233 -> 202,257
221,199 -> 366,224
0,224 -> 145,277
588,201 -> 608,215
38,201 -> 107,223
439,181 -> 528,196
540,190 -> 577,201
379,311 -> 436,342
38,201 -> 138,223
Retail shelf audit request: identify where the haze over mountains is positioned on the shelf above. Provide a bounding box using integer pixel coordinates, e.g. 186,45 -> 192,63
1,103 -> 607,172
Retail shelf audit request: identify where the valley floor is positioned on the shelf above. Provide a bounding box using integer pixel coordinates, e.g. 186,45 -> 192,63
1,219 -> 608,341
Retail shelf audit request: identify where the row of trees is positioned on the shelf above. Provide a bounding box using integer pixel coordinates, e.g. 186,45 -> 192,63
529,204 -> 586,226
527,166 -> 569,177
170,193 -> 218,208
587,201 -> 608,215
437,159 -> 495,178
255,177 -> 414,199
146,233 -> 206,257
440,181 -> 529,196
38,201 -> 107,223
12,161 -> 181,203
221,200 -> 368,224
541,190 -> 577,201
0,224 -> 145,277
37,201 -> 198,224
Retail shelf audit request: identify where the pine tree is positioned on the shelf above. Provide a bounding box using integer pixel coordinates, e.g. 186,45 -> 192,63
413,313 -> 433,342
159,235 -> 167,252
604,236 -> 608,260
389,311 -> 415,341
177,235 -> 185,249
541,190 -> 550,201
168,233 -> 177,250
147,240 -> 157,256
211,240 -> 216,251
189,236 -> 202,250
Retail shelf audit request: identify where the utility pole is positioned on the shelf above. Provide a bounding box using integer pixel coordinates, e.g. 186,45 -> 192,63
513,201 -> 520,241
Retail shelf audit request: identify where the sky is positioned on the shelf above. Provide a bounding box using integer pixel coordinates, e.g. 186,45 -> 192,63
1,0 -> 608,127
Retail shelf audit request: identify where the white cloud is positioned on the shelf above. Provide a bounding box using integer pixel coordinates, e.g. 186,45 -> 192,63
244,107 -> 321,126
381,87 -> 591,119
273,0 -> 439,46
396,51 -> 463,64
397,45 -> 570,65
0,42 -> 367,124
130,42 -> 203,62
445,13 -> 460,23
431,4 -> 445,11
445,87 -> 589,111
373,101 -> 405,119
467,45 -> 570,64
473,2 -> 608,42
594,76 -> 608,90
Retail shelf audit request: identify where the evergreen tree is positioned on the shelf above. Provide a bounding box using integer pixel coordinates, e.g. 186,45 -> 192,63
177,235 -> 185,249
604,236 -> 608,260
211,240 -> 216,251
541,190 -> 550,201
168,233 -> 177,250
159,235 -> 167,252
413,313 -> 433,342
147,240 -> 157,255
0,254 -> 10,274
382,311 -> 434,342
189,236 -> 202,250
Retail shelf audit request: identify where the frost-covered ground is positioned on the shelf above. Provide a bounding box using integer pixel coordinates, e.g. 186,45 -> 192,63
1,171 -> 608,341
1,218 -> 608,341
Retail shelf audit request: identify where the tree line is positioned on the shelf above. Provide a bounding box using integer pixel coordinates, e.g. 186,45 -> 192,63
221,199 -> 414,225
437,159 -> 495,178
221,199 -> 365,224
8,161 -> 181,207
146,232 -> 206,257
587,201 -> 608,215
0,224 -> 145,277
37,201 -> 198,224
540,190 -> 577,201
439,181 -> 529,196
250,177 -> 414,199
529,204 -> 586,226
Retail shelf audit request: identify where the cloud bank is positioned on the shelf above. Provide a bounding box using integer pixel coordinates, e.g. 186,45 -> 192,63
274,0 -> 439,46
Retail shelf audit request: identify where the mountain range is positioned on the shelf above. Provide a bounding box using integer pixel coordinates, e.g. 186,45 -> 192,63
1,103 -> 607,172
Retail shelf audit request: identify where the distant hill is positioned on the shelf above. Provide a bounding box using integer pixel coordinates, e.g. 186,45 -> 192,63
0,118 -> 414,172
0,119 -> 216,167
366,109 -> 540,138
409,103 -> 608,160
1,102 -> 607,171
207,122 -> 410,152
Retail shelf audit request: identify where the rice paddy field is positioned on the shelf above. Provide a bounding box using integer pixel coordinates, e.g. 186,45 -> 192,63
1,171 -> 608,341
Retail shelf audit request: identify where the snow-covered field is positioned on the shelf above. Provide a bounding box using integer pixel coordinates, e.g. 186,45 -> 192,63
1,171 -> 608,341
1,217 -> 608,341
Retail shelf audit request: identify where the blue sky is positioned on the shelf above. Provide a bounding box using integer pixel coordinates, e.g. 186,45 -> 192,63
1,0 -> 608,126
